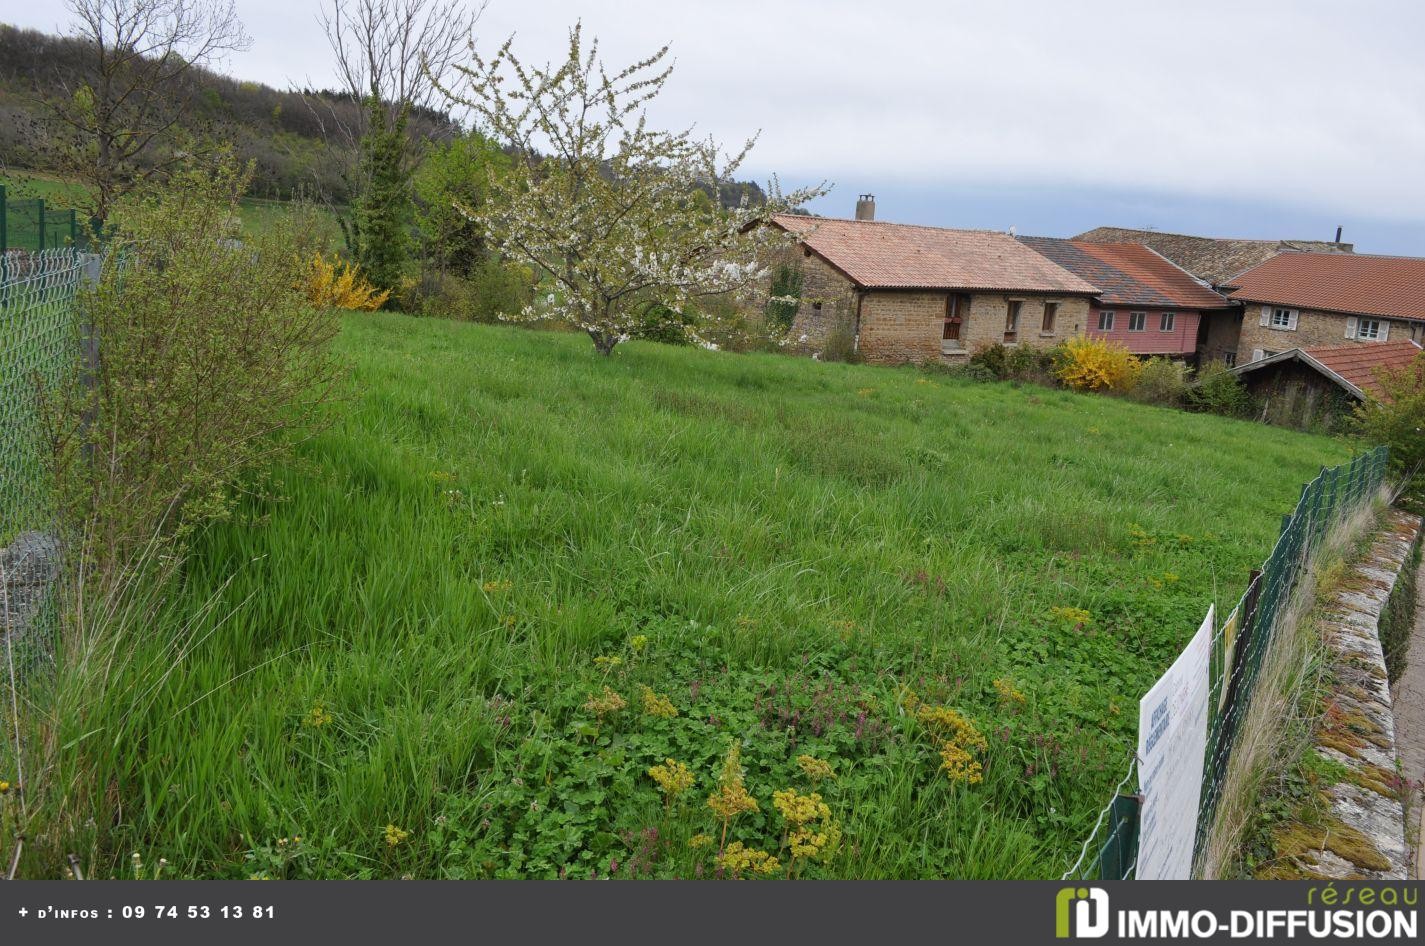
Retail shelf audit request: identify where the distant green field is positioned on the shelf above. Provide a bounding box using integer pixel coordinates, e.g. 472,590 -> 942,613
0,170 -> 342,246
28,315 -> 1350,879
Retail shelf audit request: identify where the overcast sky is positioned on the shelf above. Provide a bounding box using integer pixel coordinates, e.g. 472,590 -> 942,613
6,0 -> 1425,253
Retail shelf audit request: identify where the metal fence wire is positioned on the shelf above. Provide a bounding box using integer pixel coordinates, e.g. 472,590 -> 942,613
1064,445 -> 1390,880
1,247 -> 88,675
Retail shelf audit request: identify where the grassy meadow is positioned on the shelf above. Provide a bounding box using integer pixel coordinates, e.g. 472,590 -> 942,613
30,314 -> 1351,879
0,170 -> 341,245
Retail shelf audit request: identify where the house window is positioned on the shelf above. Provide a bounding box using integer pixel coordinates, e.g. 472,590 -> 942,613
1222,351 -> 1237,367
1128,311 -> 1146,332
942,293 -> 969,346
1356,318 -> 1382,340
1412,322 -> 1424,344
1004,300 -> 1021,343
1160,312 -> 1175,332
1097,310 -> 1115,331
1270,307 -> 1298,329
1042,301 -> 1058,334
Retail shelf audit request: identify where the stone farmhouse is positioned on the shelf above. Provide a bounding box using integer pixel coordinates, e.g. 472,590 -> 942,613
768,208 -> 1097,364
1221,252 -> 1425,365
1017,237 -> 1234,360
767,201 -> 1424,375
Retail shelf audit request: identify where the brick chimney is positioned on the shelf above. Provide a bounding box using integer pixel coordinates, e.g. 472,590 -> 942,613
855,194 -> 875,221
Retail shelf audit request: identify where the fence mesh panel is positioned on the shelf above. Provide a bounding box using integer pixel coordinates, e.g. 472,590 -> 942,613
1,248 -> 86,680
1063,446 -> 1391,879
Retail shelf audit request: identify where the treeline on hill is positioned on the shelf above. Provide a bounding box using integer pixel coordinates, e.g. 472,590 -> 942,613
0,23 -> 773,211
0,23 -> 449,202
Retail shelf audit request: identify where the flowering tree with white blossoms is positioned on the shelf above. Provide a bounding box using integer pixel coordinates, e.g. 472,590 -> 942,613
431,23 -> 827,355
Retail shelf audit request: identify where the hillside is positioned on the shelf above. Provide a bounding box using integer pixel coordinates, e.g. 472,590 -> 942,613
0,23 -> 772,213
55,314 -> 1351,879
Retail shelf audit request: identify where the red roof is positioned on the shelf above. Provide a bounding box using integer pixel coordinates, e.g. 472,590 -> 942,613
1235,339 -> 1423,399
1019,238 -> 1229,309
1225,252 -> 1425,321
1305,340 -> 1423,398
771,214 -> 1098,294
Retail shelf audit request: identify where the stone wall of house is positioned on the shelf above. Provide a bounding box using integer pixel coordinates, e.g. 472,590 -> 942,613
856,291 -> 1090,365
770,246 -> 859,354
1237,303 -> 1419,363
1198,310 -> 1244,365
857,291 -> 944,363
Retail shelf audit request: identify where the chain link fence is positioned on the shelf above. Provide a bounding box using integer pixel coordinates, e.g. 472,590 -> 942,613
1,248 -> 91,675
1064,445 -> 1391,880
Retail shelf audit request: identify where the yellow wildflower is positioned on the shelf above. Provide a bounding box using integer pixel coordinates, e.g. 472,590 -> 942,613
647,759 -> 694,800
796,754 -> 835,782
717,842 -> 780,877
939,742 -> 983,784
481,579 -> 512,594
1050,605 -> 1092,626
593,654 -> 623,669
583,686 -> 627,718
688,833 -> 714,849
915,706 -> 988,752
640,686 -> 678,719
629,634 -> 649,652
772,789 -> 830,827
302,703 -> 333,728
992,677 -> 1026,705
383,824 -> 410,848
0,779 -> 10,794
707,743 -> 759,822
856,387 -> 875,396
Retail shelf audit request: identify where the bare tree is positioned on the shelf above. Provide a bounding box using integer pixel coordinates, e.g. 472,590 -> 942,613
42,0 -> 252,225
316,0 -> 483,160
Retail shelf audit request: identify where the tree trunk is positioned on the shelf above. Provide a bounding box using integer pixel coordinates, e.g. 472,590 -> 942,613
589,329 -> 619,356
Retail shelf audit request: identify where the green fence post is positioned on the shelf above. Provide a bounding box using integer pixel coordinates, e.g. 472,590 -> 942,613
0,181 -> 6,257
36,197 -> 45,252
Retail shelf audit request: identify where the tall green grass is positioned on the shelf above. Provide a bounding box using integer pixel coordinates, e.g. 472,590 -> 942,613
12,314 -> 1350,878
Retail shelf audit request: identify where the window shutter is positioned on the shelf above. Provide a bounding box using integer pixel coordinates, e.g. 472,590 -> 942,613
1260,305 -> 1271,327
1345,316 -> 1357,338
1287,310 -> 1298,330
1252,348 -> 1265,363
1380,321 -> 1390,341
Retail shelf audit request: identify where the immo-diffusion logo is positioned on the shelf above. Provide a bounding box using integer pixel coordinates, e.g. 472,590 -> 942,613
1053,885 -> 1419,940
1056,887 -> 1110,939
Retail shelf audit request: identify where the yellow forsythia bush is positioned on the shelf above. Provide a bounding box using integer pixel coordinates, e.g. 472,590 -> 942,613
1056,335 -> 1143,392
304,254 -> 390,311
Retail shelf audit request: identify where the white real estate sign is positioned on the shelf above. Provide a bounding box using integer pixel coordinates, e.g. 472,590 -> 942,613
1135,605 -> 1213,880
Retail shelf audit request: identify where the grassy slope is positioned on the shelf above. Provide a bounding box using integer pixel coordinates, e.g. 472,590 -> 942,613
79,314 -> 1349,879
0,170 -> 341,244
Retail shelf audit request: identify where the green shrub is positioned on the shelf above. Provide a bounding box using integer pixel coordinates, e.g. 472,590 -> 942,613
1353,354 -> 1425,495
1187,362 -> 1253,417
969,343 -> 1009,379
820,317 -> 860,364
409,259 -> 536,323
939,361 -> 998,384
1131,357 -> 1190,407
764,263 -> 803,334
55,155 -> 340,565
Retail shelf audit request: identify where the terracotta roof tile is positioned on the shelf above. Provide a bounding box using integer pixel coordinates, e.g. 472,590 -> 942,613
1236,339 -> 1422,399
1304,340 -> 1423,398
772,214 -> 1098,294
1072,226 -> 1352,286
1018,237 -> 1230,309
1225,252 -> 1425,322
